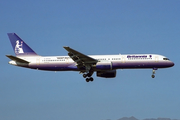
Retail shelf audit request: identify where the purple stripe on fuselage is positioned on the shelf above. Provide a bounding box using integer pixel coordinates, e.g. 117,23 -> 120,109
112,61 -> 174,69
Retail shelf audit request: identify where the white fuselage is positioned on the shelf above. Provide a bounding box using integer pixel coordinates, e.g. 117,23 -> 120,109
9,54 -> 174,71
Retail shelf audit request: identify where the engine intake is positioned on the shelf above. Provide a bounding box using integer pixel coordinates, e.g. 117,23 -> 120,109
95,61 -> 112,70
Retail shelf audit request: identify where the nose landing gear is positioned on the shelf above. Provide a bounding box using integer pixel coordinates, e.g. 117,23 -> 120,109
151,68 -> 158,78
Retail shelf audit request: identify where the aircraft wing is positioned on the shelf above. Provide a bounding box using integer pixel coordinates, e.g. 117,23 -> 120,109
6,55 -> 29,63
63,46 -> 98,67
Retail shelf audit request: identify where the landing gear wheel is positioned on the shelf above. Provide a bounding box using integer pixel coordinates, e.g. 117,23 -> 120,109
83,73 -> 91,78
152,75 -> 155,78
86,78 -> 90,82
83,74 -> 87,78
87,73 -> 91,77
89,77 -> 94,81
85,77 -> 94,82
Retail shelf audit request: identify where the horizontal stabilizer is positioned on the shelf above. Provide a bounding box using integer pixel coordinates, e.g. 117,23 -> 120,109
6,55 -> 29,63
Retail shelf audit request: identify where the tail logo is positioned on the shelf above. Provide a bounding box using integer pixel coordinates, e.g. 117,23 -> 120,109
15,40 -> 24,54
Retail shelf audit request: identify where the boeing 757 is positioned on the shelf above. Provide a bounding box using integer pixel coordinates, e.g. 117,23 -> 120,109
6,33 -> 174,82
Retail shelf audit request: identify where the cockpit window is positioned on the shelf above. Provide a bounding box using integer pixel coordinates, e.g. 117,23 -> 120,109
163,58 -> 169,60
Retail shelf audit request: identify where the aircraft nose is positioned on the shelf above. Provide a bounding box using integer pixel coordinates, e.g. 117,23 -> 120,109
170,61 -> 174,67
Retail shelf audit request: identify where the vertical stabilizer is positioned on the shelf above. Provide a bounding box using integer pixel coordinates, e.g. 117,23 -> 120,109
7,33 -> 38,56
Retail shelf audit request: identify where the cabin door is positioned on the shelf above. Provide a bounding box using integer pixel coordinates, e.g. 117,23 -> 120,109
155,56 -> 159,62
121,56 -> 126,63
36,58 -> 40,65
65,57 -> 69,64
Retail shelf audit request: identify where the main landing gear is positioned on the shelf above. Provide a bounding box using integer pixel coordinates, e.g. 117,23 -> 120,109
151,68 -> 157,78
83,73 -> 94,82
82,65 -> 94,82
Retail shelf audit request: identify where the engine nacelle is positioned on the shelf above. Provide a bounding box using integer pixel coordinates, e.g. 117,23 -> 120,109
96,70 -> 116,78
95,61 -> 112,70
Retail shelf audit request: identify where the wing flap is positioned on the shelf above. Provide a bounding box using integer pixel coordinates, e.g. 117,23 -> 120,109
6,55 -> 29,63
63,46 -> 98,66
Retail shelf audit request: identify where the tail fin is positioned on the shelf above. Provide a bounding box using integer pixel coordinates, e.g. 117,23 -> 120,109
7,33 -> 38,56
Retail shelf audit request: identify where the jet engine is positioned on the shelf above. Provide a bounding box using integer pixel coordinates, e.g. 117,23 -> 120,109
95,61 -> 112,70
96,70 -> 116,78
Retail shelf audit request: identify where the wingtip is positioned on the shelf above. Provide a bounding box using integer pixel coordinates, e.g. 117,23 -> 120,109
63,46 -> 70,49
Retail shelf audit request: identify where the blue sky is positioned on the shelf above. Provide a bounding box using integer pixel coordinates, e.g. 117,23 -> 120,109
0,0 -> 180,120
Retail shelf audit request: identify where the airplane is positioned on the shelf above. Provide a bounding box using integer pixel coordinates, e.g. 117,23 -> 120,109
6,33 -> 174,82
